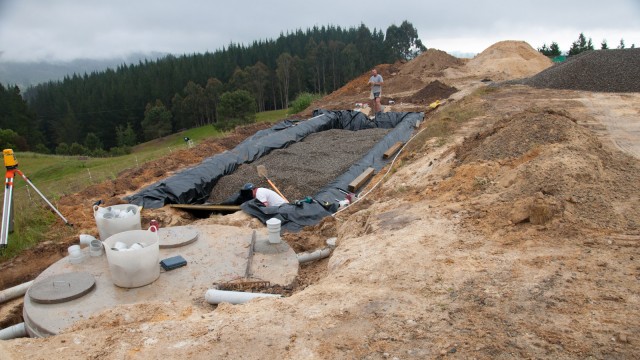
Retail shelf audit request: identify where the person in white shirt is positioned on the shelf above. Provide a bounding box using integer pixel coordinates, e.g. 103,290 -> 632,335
241,183 -> 287,207
368,68 -> 383,113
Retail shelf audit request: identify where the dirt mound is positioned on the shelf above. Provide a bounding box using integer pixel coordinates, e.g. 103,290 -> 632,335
456,108 -> 575,162
400,80 -> 458,104
399,48 -> 465,77
321,63 -> 400,102
454,107 -> 640,234
520,48 -> 640,92
465,40 -> 553,80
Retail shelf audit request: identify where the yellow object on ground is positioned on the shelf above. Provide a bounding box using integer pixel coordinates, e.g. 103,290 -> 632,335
429,100 -> 442,109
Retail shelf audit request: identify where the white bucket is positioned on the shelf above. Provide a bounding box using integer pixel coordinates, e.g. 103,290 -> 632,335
103,227 -> 160,288
94,204 -> 141,240
266,218 -> 281,244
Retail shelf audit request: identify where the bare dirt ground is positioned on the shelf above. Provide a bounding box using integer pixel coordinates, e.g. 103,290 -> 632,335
2,41 -> 640,359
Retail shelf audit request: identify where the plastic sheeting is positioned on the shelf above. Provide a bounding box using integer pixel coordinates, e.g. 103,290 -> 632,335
126,110 -> 423,231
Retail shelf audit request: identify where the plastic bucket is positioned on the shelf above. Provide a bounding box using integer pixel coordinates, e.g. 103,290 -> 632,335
94,204 -> 142,240
103,227 -> 160,288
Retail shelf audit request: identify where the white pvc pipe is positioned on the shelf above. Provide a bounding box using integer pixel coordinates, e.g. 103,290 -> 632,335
79,234 -> 97,247
205,289 -> 281,305
0,280 -> 33,304
297,247 -> 332,263
0,322 -> 27,340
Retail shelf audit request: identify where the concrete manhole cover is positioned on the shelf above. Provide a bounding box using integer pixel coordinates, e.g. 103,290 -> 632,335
158,227 -> 199,248
28,272 -> 96,304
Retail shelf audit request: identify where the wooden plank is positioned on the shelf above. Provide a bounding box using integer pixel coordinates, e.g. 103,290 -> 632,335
348,167 -> 375,192
169,204 -> 241,212
383,141 -> 404,159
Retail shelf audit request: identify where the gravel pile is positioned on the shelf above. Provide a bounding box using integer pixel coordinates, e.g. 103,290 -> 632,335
208,128 -> 391,203
519,48 -> 640,92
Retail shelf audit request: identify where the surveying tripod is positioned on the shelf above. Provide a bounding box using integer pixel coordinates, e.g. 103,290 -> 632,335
1,149 -> 71,248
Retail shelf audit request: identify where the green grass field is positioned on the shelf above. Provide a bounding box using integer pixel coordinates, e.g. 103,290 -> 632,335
0,109 -> 290,259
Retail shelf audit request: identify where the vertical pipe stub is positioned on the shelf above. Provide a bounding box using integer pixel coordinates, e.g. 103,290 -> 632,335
266,218 -> 282,244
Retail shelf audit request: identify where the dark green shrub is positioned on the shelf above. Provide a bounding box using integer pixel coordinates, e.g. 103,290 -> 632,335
289,92 -> 322,114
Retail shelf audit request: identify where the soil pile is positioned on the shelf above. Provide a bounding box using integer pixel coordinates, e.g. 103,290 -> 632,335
520,48 -> 640,92
400,80 -> 458,104
452,107 -> 640,234
208,128 -> 391,203
465,40 -> 553,79
399,48 -> 465,78
320,63 -> 400,102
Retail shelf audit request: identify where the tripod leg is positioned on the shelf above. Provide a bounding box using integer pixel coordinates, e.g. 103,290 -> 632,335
1,171 -> 15,247
15,170 -> 71,226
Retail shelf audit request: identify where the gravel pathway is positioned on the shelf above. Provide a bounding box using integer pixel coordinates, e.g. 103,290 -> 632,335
208,128 -> 391,203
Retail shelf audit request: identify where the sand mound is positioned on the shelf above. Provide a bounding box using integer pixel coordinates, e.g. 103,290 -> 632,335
400,48 -> 464,77
465,40 -> 552,80
520,48 -> 640,92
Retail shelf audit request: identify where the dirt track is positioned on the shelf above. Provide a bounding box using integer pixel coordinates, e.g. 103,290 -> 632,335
1,42 -> 639,359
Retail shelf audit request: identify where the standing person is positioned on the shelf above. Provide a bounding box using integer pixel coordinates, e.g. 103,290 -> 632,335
368,69 -> 384,114
241,183 -> 287,207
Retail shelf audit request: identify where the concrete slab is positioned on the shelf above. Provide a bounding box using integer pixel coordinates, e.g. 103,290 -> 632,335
22,224 -> 299,337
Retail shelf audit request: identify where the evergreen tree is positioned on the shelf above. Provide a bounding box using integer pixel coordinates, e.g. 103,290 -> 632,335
141,100 -> 173,141
115,123 -> 137,147
568,33 -> 594,56
549,42 -> 561,56
84,132 -> 103,151
56,142 -> 70,155
538,42 -> 561,56
617,39 -> 625,49
601,39 -> 609,50
204,78 -> 223,123
179,81 -> 208,128
0,84 -> 42,150
0,129 -> 20,150
69,142 -> 88,155
384,21 -> 426,61
218,90 -> 256,123
246,62 -> 270,112
20,21 -> 421,148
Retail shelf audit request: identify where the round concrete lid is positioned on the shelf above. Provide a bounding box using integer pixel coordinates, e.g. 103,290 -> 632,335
28,272 -> 96,304
158,227 -> 199,248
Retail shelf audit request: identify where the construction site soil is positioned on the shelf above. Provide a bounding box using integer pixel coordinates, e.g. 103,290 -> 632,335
1,41 -> 639,359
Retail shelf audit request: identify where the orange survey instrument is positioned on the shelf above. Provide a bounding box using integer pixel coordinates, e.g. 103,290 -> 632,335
1,149 -> 72,248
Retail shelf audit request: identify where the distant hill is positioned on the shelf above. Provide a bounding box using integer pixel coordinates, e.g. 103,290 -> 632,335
0,52 -> 167,89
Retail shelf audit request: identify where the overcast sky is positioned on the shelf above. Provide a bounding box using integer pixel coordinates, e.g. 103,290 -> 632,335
1,0 -> 639,63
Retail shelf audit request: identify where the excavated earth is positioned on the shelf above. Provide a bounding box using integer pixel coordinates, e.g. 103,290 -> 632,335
1,41 -> 640,359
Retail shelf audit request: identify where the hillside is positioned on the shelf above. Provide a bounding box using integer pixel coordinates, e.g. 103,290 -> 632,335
1,42 -> 640,359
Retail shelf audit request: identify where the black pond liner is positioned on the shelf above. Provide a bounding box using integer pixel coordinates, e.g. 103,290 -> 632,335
125,109 -> 424,231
